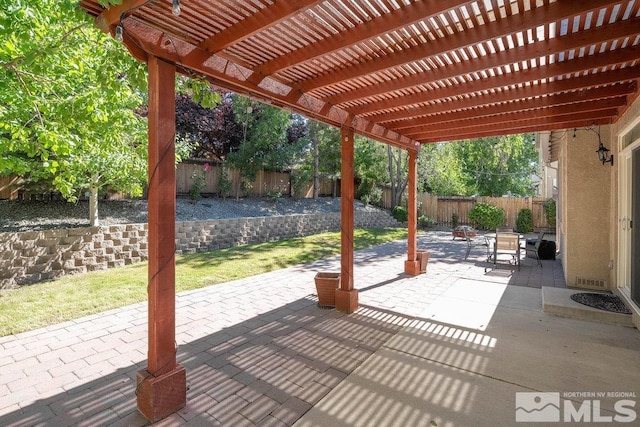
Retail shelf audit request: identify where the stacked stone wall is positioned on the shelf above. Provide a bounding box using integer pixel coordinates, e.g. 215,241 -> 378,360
0,211 -> 399,289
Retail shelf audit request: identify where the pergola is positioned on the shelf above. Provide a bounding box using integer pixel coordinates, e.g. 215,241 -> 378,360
79,0 -> 640,421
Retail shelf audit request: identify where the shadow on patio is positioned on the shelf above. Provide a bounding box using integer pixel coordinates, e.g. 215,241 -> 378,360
0,295 -> 415,426
1,231 -> 637,426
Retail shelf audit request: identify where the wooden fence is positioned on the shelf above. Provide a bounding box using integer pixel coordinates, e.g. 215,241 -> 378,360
1,164 -> 336,201
382,188 -> 552,229
175,163 -> 337,198
176,163 -> 290,198
0,176 -> 22,200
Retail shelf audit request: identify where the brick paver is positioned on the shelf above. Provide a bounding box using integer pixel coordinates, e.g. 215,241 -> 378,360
0,231 -> 565,426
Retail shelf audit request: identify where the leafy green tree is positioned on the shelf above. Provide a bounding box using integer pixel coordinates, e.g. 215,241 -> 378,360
418,143 -> 469,196
228,96 -> 300,196
305,121 -> 340,197
354,136 -> 386,203
0,0 -> 148,225
451,134 -> 538,197
387,146 -> 409,208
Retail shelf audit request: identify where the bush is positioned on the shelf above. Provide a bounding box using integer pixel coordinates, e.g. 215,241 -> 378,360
357,183 -> 383,207
369,187 -> 383,206
515,208 -> 533,233
468,203 -> 506,230
392,205 -> 408,222
218,166 -> 232,199
290,169 -> 312,200
451,213 -> 459,229
418,215 -> 435,228
544,198 -> 557,228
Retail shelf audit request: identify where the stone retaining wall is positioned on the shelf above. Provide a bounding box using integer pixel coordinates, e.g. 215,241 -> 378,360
0,211 -> 399,289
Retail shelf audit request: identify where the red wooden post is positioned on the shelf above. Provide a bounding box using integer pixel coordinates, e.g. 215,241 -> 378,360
336,127 -> 358,313
404,149 -> 421,275
136,56 -> 186,422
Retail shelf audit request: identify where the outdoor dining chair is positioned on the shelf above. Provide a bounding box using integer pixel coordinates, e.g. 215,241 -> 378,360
486,231 -> 521,271
525,232 -> 545,268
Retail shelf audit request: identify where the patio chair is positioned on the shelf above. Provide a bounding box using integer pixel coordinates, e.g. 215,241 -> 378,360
462,227 -> 481,260
486,232 -> 521,271
525,232 -> 545,268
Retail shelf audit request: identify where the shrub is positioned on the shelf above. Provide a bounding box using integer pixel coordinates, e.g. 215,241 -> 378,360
189,163 -> 209,200
392,205 -> 408,222
418,215 -> 435,228
267,189 -> 282,203
291,169 -> 312,200
544,198 -> 557,228
451,213 -> 459,229
218,166 -> 232,199
515,208 -> 534,233
368,187 -> 383,206
468,202 -> 506,230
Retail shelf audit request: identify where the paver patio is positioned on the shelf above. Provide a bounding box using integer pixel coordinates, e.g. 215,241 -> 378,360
1,231 -> 638,426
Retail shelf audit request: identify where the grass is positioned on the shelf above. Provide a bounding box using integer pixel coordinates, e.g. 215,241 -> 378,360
0,227 -> 406,337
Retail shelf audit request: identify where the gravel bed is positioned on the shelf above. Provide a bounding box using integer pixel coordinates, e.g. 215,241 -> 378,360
0,197 -> 384,232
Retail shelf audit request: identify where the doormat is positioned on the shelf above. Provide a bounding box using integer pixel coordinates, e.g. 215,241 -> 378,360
570,292 -> 632,315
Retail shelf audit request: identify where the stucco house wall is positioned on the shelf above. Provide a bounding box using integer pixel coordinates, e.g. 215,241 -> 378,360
558,126 -> 612,290
557,94 -> 640,328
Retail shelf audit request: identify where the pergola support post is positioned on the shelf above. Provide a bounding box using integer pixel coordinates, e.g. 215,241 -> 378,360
404,149 -> 421,275
136,56 -> 186,422
336,128 -> 358,313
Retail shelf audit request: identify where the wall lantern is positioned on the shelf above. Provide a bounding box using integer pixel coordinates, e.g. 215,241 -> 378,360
596,140 -> 614,166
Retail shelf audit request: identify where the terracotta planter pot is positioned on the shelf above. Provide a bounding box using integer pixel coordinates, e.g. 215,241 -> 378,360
314,272 -> 341,307
417,251 -> 430,273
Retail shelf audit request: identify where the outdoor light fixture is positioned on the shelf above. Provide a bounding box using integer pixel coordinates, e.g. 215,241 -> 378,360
172,0 -> 181,16
596,140 -> 614,166
115,25 -> 124,42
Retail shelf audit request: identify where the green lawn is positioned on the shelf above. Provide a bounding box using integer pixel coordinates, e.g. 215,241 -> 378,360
0,227 -> 406,336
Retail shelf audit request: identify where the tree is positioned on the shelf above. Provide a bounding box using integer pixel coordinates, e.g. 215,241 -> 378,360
228,95 -> 300,195
0,0 -> 148,225
387,146 -> 409,208
174,92 -> 225,159
354,136 -> 386,203
418,143 -> 470,196
452,134 -> 538,197
307,121 -> 341,197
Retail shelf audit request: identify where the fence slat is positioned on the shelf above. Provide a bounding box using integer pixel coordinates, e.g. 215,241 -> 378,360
383,187 -> 551,229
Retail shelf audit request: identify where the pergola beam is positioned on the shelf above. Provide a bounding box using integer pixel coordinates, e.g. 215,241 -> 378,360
418,117 -> 612,143
95,0 -> 148,31
384,82 -> 636,130
346,24 -> 640,116
414,110 -> 616,143
299,1 -> 634,93
120,19 -> 418,152
370,66 -> 640,124
401,97 -> 628,136
198,0 -> 324,52
253,0 -> 471,76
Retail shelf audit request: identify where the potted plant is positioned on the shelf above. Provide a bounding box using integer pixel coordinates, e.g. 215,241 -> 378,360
314,272 -> 340,307
417,250 -> 430,273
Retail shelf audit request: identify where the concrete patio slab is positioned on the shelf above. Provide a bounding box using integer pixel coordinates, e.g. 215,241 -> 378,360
298,282 -> 640,427
1,230 -> 637,426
